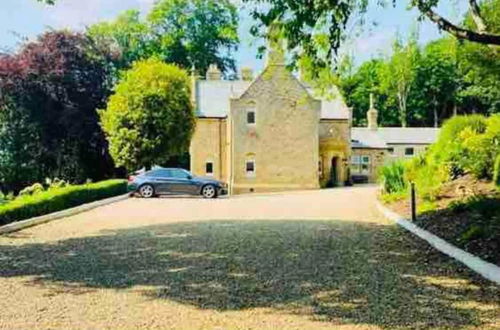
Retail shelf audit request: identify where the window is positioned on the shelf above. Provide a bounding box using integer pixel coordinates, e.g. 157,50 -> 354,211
246,160 -> 255,176
350,155 -> 370,175
247,109 -> 256,125
170,169 -> 191,179
405,147 -> 414,156
205,162 -> 214,176
387,147 -> 394,154
147,169 -> 170,178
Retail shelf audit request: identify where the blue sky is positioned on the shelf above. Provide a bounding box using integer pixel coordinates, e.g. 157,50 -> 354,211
0,0 -> 466,71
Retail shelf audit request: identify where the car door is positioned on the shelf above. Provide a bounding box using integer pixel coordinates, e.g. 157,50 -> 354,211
147,169 -> 173,194
169,169 -> 198,194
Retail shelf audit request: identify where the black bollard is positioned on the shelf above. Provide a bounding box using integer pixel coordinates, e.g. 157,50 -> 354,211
411,182 -> 417,221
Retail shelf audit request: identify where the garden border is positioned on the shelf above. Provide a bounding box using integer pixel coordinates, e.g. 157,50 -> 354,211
376,201 -> 500,284
0,194 -> 129,235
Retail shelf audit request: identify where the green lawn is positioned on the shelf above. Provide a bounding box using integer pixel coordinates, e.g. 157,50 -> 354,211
1,220 -> 499,328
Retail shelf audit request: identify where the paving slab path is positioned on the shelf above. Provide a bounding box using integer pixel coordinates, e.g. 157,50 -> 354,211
0,185 -> 499,329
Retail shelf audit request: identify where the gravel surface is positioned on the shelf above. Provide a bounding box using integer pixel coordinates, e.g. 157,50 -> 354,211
0,185 -> 499,329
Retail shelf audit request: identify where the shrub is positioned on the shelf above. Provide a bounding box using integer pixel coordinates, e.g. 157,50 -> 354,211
99,58 -> 195,171
431,115 -> 488,179
19,183 -> 45,197
379,161 -> 408,194
0,179 -> 127,226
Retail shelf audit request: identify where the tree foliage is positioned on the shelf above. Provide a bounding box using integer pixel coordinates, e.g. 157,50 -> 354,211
99,58 -> 195,171
88,0 -> 239,77
339,0 -> 499,128
0,31 -> 116,192
244,0 -> 500,74
379,37 -> 421,127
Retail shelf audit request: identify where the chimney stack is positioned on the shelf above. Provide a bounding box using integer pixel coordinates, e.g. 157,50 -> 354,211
240,67 -> 254,81
367,93 -> 378,130
206,64 -> 222,80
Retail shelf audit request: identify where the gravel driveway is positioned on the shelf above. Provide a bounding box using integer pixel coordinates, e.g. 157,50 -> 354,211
0,186 -> 499,329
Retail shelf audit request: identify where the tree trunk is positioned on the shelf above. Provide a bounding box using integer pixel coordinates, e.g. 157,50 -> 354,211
421,7 -> 500,45
398,93 -> 407,127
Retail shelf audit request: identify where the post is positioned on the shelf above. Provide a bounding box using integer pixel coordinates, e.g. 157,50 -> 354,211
411,182 -> 417,221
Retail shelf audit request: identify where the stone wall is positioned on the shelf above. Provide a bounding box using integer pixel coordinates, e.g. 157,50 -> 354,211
229,64 -> 321,194
189,118 -> 227,181
351,148 -> 387,183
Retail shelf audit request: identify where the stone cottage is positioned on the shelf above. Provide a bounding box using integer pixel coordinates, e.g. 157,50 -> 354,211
189,48 -> 351,194
351,96 -> 440,183
189,51 -> 439,193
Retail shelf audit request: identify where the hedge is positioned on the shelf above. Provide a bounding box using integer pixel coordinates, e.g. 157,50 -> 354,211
0,179 -> 127,226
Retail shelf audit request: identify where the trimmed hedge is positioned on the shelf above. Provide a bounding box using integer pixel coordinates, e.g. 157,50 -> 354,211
0,179 -> 127,226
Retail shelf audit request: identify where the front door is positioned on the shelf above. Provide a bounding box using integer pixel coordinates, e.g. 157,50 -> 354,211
330,157 -> 339,187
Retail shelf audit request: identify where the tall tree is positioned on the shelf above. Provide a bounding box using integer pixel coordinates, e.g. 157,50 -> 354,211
87,10 -> 152,73
379,37 -> 421,127
414,38 -> 459,127
0,31 -> 116,191
88,0 -> 239,77
339,59 -> 398,126
457,0 -> 500,115
99,58 -> 195,171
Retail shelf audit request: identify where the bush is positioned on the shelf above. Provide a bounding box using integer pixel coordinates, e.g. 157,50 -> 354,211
99,58 -> 195,171
19,183 -> 45,197
379,161 -> 408,194
0,179 -> 127,226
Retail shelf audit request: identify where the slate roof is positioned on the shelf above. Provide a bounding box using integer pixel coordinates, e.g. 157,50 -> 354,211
351,129 -> 388,149
195,79 -> 350,120
306,86 -> 351,120
351,127 -> 440,149
195,80 -> 251,118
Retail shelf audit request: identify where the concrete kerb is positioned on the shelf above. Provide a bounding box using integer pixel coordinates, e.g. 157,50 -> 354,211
376,201 -> 500,285
0,194 -> 129,235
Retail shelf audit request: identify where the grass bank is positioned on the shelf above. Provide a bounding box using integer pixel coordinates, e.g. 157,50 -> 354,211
379,115 -> 500,265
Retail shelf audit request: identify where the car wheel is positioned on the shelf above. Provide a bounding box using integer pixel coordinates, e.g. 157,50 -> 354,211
139,184 -> 155,198
201,184 -> 217,199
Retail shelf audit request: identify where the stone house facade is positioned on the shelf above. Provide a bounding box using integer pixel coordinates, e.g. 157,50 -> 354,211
190,51 -> 351,194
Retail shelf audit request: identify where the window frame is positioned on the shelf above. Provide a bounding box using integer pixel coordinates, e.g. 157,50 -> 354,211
246,108 -> 256,125
405,147 -> 415,156
350,155 -> 370,175
205,161 -> 214,176
245,159 -> 256,177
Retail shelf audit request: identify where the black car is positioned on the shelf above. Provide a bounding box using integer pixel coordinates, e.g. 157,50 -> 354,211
128,168 -> 228,198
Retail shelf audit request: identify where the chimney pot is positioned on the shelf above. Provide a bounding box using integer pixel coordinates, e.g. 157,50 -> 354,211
206,64 -> 222,80
241,67 -> 254,81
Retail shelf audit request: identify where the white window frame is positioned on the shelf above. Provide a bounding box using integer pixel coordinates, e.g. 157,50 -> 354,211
246,159 -> 256,177
350,155 -> 370,175
205,161 -> 214,176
